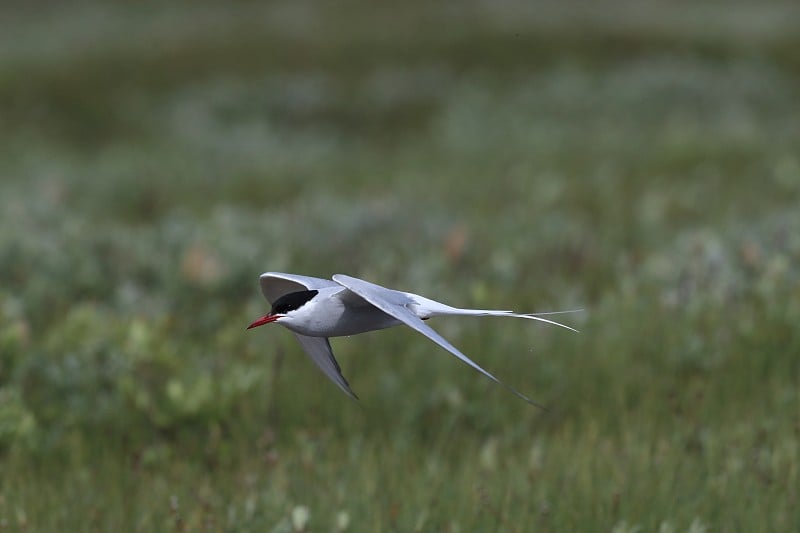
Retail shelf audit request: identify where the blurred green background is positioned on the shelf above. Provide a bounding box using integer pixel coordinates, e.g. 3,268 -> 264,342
1,1 -> 799,530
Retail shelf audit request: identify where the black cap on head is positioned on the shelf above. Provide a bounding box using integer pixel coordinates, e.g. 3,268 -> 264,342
271,290 -> 319,315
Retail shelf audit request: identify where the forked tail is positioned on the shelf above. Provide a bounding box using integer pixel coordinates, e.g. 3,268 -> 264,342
449,308 -> 580,332
408,294 -> 582,332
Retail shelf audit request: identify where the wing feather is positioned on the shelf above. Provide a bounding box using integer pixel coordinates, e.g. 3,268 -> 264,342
259,272 -> 339,304
292,333 -> 358,400
332,274 -> 545,408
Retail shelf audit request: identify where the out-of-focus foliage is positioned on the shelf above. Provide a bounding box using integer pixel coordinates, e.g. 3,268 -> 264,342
0,0 -> 799,530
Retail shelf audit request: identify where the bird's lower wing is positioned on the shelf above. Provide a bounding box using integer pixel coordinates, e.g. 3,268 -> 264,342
292,333 -> 358,400
332,274 -> 544,408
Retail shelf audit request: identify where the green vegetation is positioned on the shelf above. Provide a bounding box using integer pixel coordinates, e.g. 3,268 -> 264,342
1,1 -> 799,530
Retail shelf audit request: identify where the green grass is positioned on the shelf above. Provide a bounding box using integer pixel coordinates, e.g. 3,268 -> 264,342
1,1 -> 799,530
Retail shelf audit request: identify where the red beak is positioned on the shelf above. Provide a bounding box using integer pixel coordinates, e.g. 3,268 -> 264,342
246,314 -> 281,330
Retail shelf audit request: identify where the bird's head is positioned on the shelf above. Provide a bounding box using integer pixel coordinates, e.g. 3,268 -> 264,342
247,289 -> 319,329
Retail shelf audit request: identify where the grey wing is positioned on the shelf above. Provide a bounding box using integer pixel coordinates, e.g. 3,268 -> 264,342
292,333 -> 358,400
259,272 -> 340,304
332,274 -> 545,408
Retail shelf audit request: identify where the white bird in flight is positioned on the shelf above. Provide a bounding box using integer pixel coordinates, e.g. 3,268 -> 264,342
247,272 -> 578,407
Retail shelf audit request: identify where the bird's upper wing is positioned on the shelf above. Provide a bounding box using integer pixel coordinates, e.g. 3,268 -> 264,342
292,333 -> 358,400
331,274 -> 544,408
259,272 -> 340,305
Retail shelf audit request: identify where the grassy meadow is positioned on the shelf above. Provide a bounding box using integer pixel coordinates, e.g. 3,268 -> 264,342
1,1 -> 799,530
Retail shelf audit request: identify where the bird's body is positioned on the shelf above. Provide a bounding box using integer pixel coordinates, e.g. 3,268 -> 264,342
274,285 -> 402,337
248,272 -> 578,407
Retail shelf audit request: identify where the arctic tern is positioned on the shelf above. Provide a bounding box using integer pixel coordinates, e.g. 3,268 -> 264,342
247,272 -> 578,407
